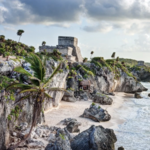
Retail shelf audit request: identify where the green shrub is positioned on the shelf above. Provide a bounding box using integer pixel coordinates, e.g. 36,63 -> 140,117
92,102 -> 95,106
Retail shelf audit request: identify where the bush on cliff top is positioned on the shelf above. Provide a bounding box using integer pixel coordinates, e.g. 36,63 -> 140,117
0,37 -> 35,57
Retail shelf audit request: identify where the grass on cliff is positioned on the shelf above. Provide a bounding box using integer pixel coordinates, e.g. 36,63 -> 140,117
0,36 -> 35,57
91,57 -> 136,80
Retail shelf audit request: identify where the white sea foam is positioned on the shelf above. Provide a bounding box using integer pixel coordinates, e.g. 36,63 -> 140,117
115,82 -> 150,150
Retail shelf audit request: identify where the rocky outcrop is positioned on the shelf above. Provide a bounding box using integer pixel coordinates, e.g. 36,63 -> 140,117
0,59 -> 23,75
93,93 -> 113,105
62,91 -> 76,102
0,59 -> 69,150
71,62 -> 147,94
71,125 -> 117,150
81,104 -> 111,122
45,127 -> 72,150
132,67 -> 150,82
66,120 -> 81,133
115,72 -> 147,93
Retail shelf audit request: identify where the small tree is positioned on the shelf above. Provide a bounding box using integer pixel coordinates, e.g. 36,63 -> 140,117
17,30 -> 24,42
28,46 -> 35,53
90,51 -> 94,60
83,57 -> 88,63
42,41 -> 46,46
116,57 -> 119,62
111,52 -> 116,59
0,35 -> 5,42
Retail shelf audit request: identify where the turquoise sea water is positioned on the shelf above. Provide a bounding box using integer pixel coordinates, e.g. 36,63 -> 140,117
115,83 -> 150,150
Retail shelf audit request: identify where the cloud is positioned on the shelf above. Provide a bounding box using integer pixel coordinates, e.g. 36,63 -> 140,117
83,21 -> 113,33
84,0 -> 150,20
0,0 -> 83,25
1,0 -> 150,34
118,34 -> 150,52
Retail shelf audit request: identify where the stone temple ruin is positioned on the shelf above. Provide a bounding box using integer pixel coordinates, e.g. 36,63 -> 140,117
39,36 -> 83,62
137,61 -> 145,66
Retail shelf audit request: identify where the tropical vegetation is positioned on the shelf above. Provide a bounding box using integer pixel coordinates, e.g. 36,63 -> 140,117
6,53 -> 66,150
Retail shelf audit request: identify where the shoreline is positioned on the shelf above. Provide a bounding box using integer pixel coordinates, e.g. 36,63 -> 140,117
45,92 -> 131,133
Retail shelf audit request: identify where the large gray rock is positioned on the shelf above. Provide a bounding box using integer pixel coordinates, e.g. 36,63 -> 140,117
62,91 -> 76,102
93,93 -> 113,105
0,59 -> 23,75
81,104 -> 111,122
66,120 -> 81,133
45,128 -> 72,150
71,125 -> 117,150
115,72 -> 147,93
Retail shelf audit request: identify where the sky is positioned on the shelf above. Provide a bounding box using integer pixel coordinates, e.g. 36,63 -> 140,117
0,0 -> 150,62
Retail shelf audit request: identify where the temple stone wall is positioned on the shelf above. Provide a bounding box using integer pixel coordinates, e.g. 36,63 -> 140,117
39,36 -> 83,62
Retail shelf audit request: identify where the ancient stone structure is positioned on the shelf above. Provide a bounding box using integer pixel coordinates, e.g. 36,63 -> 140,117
39,36 -> 83,62
137,61 -> 144,66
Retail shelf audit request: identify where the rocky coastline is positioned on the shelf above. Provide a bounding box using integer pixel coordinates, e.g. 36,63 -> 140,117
0,56 -> 149,150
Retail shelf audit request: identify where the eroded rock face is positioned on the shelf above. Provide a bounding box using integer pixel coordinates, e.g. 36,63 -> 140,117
62,91 -> 76,102
0,59 -> 23,75
132,68 -> 150,82
0,60 -> 69,150
81,104 -> 111,122
93,93 -> 113,105
115,72 -> 147,93
72,62 -> 147,94
71,125 -> 117,150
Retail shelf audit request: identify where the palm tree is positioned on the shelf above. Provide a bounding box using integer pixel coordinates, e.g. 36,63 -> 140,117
0,35 -> 5,42
42,41 -> 46,46
116,57 -> 119,62
111,52 -> 116,59
90,51 -> 94,60
17,30 -> 24,42
7,53 -> 66,150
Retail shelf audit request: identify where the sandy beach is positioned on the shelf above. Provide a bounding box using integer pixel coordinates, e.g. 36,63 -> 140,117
45,92 -> 130,132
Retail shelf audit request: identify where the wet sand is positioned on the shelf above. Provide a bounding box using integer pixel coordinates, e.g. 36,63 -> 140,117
45,92 -> 129,132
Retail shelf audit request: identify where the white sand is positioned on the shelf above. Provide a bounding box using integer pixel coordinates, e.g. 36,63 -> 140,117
45,92 -> 128,132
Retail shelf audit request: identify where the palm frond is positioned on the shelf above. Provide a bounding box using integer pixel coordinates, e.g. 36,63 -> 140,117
6,83 -> 35,90
19,89 -> 38,94
14,66 -> 32,77
44,92 -> 52,99
25,53 -> 45,81
43,63 -> 61,88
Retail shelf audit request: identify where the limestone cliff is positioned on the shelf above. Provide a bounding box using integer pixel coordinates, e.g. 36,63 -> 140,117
0,59 -> 69,149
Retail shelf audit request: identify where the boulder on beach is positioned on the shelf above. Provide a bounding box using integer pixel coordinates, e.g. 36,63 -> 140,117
134,92 -> 142,99
66,121 -> 81,133
59,118 -> 81,133
93,93 -> 113,105
71,125 -> 117,150
62,91 -> 76,102
45,128 -> 72,150
118,147 -> 124,150
148,93 -> 150,97
80,103 -> 111,122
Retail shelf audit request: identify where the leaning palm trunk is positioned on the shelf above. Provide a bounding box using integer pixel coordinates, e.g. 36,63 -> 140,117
6,53 -> 66,150
7,94 -> 43,150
